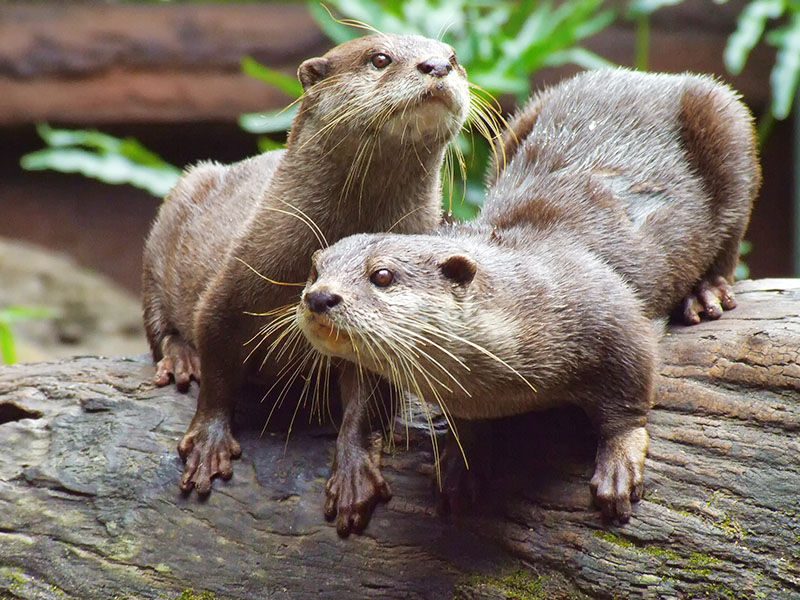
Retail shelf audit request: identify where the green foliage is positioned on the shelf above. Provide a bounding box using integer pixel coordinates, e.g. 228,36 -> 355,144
312,0 -> 615,102
724,1 -> 800,121
20,124 -> 181,198
736,240 -> 753,280
0,306 -> 54,365
19,2 -> 618,215
241,56 -> 304,98
238,56 -> 303,145
304,0 -> 617,218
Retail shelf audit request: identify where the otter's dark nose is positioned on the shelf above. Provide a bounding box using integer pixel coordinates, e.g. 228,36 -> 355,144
417,57 -> 452,78
305,290 -> 342,313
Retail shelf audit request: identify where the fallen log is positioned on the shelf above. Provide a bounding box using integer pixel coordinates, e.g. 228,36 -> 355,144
1,279 -> 798,599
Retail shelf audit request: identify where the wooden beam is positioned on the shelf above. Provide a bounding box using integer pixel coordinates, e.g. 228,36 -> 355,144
0,3 -> 328,124
0,2 -> 774,126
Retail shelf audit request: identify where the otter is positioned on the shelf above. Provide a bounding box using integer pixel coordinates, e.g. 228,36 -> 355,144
141,34 -> 470,500
295,69 -> 761,531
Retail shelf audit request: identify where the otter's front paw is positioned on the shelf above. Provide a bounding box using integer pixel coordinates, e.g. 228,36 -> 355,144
590,427 -> 648,523
155,334 -> 202,392
177,416 -> 241,495
325,435 -> 391,537
680,275 -> 736,325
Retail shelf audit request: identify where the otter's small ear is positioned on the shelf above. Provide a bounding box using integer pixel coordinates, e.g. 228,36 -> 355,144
311,249 -> 323,264
440,255 -> 477,286
298,57 -> 330,90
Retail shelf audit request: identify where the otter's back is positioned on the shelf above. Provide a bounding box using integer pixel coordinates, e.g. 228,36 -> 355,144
482,69 -> 758,314
143,150 -> 285,344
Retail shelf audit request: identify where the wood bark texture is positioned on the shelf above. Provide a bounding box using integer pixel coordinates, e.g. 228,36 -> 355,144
0,279 -> 798,599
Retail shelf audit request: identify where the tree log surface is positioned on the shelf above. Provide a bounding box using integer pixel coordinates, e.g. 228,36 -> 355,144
0,279 -> 798,600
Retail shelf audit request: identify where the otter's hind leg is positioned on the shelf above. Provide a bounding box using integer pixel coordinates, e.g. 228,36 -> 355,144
677,78 -> 761,325
142,260 -> 202,392
153,335 -> 201,392
142,162 -> 224,390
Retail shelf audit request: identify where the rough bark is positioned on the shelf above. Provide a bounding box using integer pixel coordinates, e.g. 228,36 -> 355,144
0,279 -> 798,599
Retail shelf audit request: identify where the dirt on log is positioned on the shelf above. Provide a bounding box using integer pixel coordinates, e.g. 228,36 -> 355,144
0,279 -> 798,600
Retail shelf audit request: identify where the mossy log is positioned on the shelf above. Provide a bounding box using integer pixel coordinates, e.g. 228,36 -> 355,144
1,279 -> 798,599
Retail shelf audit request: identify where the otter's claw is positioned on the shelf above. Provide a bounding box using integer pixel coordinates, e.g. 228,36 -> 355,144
178,416 -> 241,495
681,276 -> 736,325
155,334 -> 202,392
325,434 -> 391,537
590,427 -> 648,523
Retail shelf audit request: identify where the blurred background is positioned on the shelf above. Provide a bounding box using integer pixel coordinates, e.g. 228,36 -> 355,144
0,0 -> 795,364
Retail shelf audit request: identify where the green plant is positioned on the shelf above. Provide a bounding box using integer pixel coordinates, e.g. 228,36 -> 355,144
256,0 -> 618,218
723,0 -> 800,143
22,1 -> 619,220
21,124 -> 180,198
0,306 -> 54,365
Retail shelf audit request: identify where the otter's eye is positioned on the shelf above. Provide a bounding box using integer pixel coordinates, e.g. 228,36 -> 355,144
370,53 -> 392,69
308,265 -> 318,283
370,268 -> 394,287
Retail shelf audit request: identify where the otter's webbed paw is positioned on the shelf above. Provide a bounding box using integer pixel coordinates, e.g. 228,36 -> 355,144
325,434 -> 391,537
177,415 -> 241,495
155,334 -> 202,392
680,275 -> 736,325
590,427 -> 648,523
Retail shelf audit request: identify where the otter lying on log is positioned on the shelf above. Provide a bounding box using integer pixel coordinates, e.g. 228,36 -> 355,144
295,70 -> 761,530
0,280 -> 798,598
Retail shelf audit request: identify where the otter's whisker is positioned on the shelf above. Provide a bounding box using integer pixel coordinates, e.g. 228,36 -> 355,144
387,205 -> 427,233
234,256 -> 306,287
285,352 -> 320,451
414,317 -> 538,393
319,4 -> 384,36
386,331 -> 467,467
257,206 -> 327,252
394,352 -> 444,487
389,321 -> 474,395
242,308 -> 296,363
277,199 -> 329,248
260,347 -> 315,437
243,302 -> 296,318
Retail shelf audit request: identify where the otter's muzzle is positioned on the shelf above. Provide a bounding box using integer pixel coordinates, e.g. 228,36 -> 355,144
417,57 -> 452,78
305,290 -> 342,314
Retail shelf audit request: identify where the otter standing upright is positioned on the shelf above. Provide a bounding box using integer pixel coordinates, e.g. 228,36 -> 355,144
142,35 -> 470,513
296,69 -> 760,526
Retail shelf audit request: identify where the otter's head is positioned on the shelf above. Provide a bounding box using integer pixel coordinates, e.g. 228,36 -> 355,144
295,233 -> 479,377
292,34 -> 469,146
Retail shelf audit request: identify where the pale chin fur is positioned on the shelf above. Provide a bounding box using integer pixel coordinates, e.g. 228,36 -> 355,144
383,100 -> 460,141
296,311 -> 356,361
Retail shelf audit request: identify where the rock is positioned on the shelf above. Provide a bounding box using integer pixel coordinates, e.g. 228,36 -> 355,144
0,280 -> 798,599
0,237 -> 145,362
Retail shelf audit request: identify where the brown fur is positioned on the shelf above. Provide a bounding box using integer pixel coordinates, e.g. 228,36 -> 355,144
141,34 -> 469,496
296,69 -> 761,529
